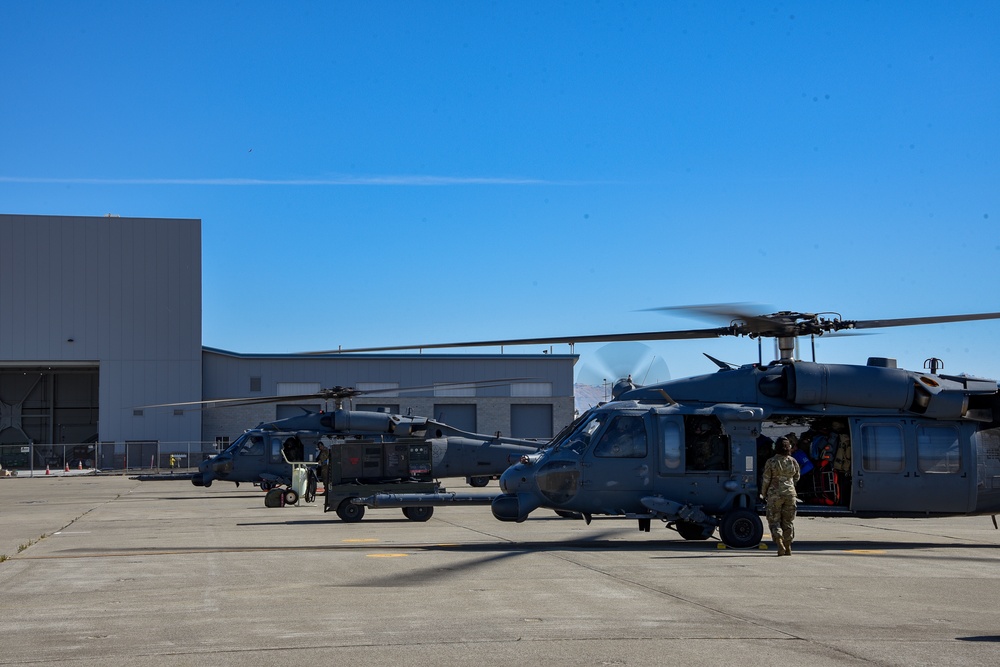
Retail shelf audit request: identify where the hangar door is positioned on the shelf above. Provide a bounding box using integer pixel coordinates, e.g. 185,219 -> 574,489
434,404 -> 477,432
511,404 -> 552,439
0,368 -> 99,445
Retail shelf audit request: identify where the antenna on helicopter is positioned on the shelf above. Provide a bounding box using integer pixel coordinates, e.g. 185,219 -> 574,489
924,357 -> 945,374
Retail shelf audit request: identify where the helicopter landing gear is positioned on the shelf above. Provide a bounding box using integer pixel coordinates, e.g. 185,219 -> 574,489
468,476 -> 490,488
674,520 -> 714,541
336,498 -> 366,522
402,506 -> 434,522
718,508 -> 763,549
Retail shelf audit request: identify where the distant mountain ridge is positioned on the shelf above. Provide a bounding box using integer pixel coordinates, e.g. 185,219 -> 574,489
574,383 -> 607,414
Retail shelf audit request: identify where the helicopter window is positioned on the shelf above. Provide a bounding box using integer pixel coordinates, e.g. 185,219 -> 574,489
593,415 -> 647,458
860,424 -> 904,472
916,425 -> 961,473
240,435 -> 265,456
270,437 -> 284,462
684,416 -> 730,471
659,418 -> 682,470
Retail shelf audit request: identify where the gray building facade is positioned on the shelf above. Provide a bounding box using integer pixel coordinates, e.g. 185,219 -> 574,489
0,214 -> 202,448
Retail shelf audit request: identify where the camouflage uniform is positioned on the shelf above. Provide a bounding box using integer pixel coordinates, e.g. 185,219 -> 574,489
316,444 -> 330,485
761,453 -> 801,555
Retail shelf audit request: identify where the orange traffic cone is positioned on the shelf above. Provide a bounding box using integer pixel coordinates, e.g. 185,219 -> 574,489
64,462 -> 70,472
45,465 -> 50,475
78,461 -> 83,470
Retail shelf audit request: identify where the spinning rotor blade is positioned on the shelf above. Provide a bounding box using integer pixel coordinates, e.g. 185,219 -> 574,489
576,342 -> 671,386
646,302 -> 778,333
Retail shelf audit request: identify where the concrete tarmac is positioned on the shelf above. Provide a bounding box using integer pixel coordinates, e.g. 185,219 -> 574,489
1,475 -> 999,666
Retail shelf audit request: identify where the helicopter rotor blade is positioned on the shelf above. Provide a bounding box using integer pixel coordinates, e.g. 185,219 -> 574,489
137,378 -> 535,410
308,306 -> 1000,355
846,312 -> 1000,331
305,327 -> 732,355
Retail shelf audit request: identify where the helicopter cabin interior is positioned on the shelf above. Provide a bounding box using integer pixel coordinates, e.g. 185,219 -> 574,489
672,413 -> 973,515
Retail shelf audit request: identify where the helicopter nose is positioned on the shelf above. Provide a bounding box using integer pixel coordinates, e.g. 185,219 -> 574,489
492,465 -> 542,521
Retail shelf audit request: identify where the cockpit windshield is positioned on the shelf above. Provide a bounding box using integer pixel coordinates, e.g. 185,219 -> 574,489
225,432 -> 265,456
546,410 -> 591,450
554,412 -> 607,455
222,433 -> 250,455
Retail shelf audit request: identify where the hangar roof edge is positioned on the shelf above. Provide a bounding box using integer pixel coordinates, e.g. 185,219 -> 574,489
202,346 -> 579,361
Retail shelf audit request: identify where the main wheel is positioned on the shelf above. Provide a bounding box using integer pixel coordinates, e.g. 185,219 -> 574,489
336,498 -> 366,522
402,506 -> 434,522
283,488 -> 299,505
676,520 -> 713,541
468,476 -> 490,488
718,509 -> 763,549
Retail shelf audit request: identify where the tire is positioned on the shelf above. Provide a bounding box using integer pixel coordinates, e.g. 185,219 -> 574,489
336,498 -> 366,522
468,476 -> 490,488
719,508 -> 763,549
260,481 -> 273,491
676,520 -> 713,541
402,506 -> 434,522
283,489 -> 299,506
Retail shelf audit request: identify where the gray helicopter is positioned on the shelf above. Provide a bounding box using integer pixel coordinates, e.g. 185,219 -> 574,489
151,383 -> 544,519
339,306 -> 1000,547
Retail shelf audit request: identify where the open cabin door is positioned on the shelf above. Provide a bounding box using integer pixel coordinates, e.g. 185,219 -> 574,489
850,418 -> 975,514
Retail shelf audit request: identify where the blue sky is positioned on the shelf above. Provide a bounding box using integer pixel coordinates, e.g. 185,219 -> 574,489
2,2 -> 998,383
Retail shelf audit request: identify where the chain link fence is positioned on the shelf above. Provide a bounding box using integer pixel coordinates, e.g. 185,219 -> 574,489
0,442 -> 221,475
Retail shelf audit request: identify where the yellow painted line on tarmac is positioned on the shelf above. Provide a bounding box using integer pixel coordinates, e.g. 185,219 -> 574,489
845,549 -> 887,554
342,538 -> 380,543
366,553 -> 409,558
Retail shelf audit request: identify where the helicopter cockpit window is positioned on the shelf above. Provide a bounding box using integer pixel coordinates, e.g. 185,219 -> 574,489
270,437 -> 284,462
593,415 -> 647,458
917,425 -> 961,473
239,435 -> 265,456
659,417 -> 682,470
860,424 -> 904,472
223,433 -> 249,455
557,413 -> 606,455
685,416 -> 729,471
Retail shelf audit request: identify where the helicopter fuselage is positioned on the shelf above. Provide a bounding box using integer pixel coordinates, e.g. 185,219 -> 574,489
491,359 -> 1000,547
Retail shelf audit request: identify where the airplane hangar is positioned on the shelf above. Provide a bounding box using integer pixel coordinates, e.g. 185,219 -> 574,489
0,214 -> 575,467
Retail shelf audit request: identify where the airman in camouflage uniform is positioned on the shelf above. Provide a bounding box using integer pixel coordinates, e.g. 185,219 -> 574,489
761,436 -> 801,556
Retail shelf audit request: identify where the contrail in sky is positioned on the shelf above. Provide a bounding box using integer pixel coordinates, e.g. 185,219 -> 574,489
0,175 -> 568,186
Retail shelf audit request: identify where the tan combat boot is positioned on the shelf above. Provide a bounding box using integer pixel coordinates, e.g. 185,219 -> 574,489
783,538 -> 792,555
